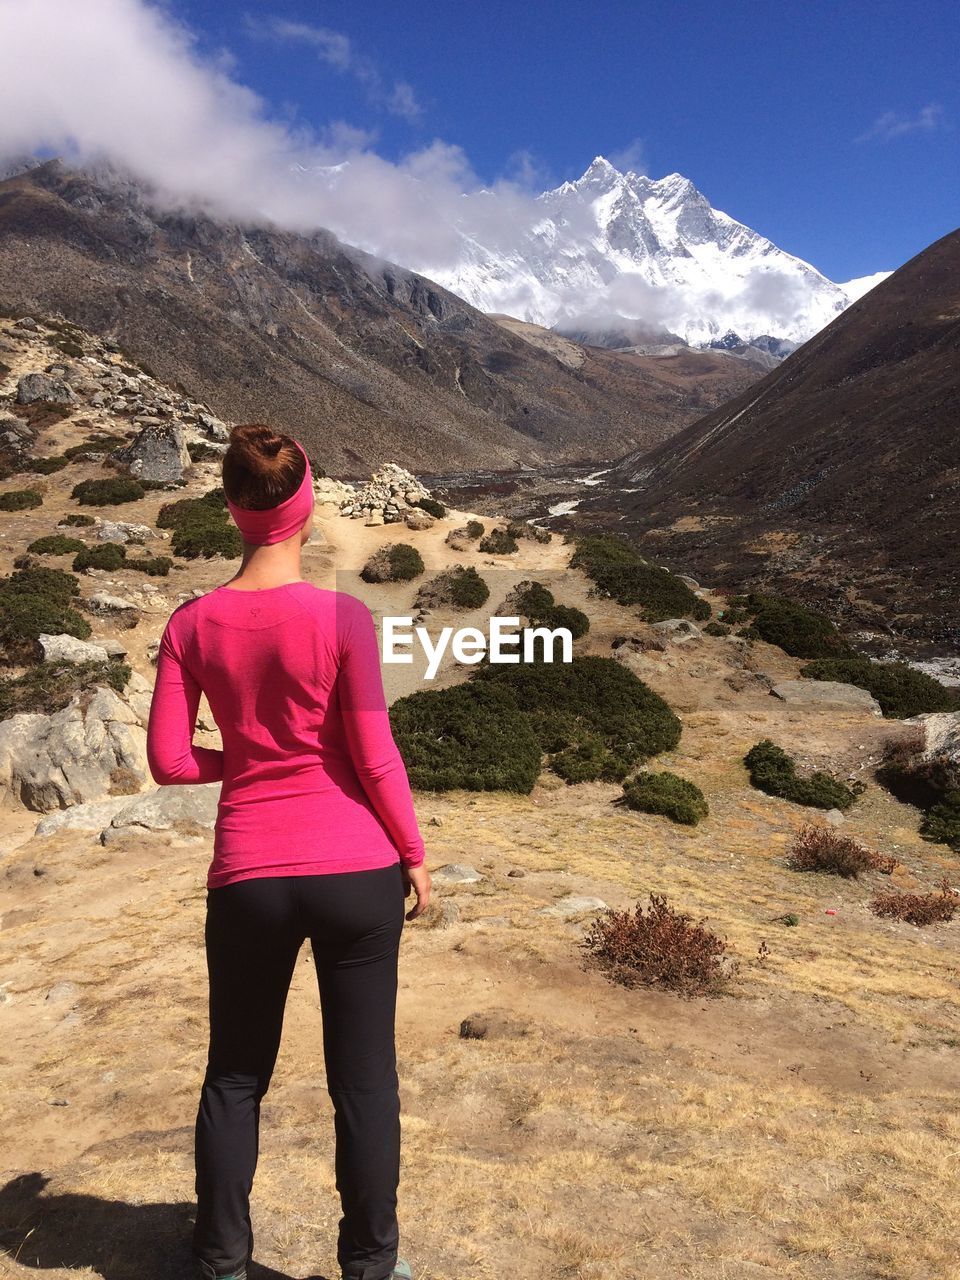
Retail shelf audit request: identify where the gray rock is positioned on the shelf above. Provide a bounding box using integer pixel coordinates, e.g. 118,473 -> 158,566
824,809 -> 846,827
109,421 -> 190,482
404,510 -> 435,531
36,633 -> 111,665
35,794 -> 134,836
771,681 -> 882,715
651,619 -> 703,644
16,372 -> 77,406
540,894 -> 609,918
0,686 -> 148,812
432,863 -> 484,884
198,412 -> 229,442
903,711 -> 960,764
45,981 -> 79,1003
86,591 -> 140,616
96,520 -> 158,543
102,783 -> 220,842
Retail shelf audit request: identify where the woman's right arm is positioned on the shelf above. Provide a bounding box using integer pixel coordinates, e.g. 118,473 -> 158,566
335,594 -> 427,869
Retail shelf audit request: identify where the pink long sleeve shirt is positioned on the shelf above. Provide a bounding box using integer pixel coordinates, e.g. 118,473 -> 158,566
145,582 -> 426,888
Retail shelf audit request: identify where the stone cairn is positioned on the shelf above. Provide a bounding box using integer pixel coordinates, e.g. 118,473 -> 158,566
326,463 -> 434,525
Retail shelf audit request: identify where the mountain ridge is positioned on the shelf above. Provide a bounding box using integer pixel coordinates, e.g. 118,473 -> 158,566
0,159 -> 762,472
414,155 -> 890,347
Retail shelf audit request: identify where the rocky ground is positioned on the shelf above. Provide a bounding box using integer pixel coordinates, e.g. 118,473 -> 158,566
1,319 -> 960,1280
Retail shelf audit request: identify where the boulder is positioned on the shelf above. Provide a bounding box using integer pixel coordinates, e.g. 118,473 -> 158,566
404,510 -> 435,531
34,794 -> 136,837
651,619 -> 703,644
108,421 -> 191,482
16,372 -> 77,406
197,411 -> 229,441
0,686 -> 148,813
101,783 -> 220,843
36,633 -> 112,665
96,520 -> 159,543
432,863 -> 484,885
903,711 -> 960,763
771,681 -> 882,715
86,591 -> 140,618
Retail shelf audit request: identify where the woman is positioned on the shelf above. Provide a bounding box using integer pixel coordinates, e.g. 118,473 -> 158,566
146,424 -> 431,1280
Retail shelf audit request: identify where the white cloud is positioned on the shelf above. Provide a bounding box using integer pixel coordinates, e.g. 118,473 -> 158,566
0,0 -> 526,267
855,103 -> 946,143
608,137 -> 648,176
248,15 -> 423,121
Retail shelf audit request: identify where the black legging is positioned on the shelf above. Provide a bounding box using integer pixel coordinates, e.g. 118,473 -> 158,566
192,863 -> 407,1280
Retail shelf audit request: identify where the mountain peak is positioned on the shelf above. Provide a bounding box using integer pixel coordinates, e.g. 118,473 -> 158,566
579,155 -> 623,183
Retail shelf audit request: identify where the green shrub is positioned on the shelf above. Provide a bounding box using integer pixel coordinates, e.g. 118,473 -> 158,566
740,592 -> 851,659
0,566 -> 90,659
27,534 -> 86,555
474,654 -> 681,783
63,433 -> 126,459
360,542 -> 424,583
920,791 -> 960,851
157,489 -> 241,559
389,681 -> 542,792
71,477 -> 146,506
704,621 -> 731,637
569,532 -> 711,623
478,527 -> 519,555
415,565 -> 490,610
744,739 -> 858,810
19,455 -> 69,474
0,659 -> 130,719
413,496 -> 447,519
513,581 -> 590,640
800,656 -> 959,719
875,732 -> 959,809
171,522 -> 241,558
58,513 -> 96,527
0,488 -> 43,511
130,555 -> 174,576
73,543 -> 127,573
465,519 -> 484,539
621,771 -> 709,825
719,604 -> 749,625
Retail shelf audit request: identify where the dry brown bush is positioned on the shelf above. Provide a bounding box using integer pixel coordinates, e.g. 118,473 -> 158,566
787,825 -> 900,878
580,892 -> 738,998
870,877 -> 960,926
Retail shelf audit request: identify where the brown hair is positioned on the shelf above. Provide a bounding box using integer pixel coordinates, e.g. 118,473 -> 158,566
221,423 -> 306,510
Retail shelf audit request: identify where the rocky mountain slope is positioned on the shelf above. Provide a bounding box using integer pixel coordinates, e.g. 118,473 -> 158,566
574,224 -> 960,653
417,156 -> 884,346
0,160 -> 763,474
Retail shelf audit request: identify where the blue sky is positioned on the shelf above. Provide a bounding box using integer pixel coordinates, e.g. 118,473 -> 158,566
176,0 -> 958,281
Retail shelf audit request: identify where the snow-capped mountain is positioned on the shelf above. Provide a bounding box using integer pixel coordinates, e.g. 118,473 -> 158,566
418,157 -> 885,348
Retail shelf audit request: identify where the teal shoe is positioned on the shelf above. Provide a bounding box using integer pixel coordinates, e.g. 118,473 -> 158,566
340,1260 -> 412,1280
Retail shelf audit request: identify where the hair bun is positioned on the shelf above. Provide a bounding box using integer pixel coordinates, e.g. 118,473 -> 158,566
229,423 -> 286,468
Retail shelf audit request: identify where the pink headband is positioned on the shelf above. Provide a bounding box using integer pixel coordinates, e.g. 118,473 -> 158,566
225,440 -> 314,545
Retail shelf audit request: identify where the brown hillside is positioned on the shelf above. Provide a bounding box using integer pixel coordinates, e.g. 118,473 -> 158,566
577,226 -> 960,652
